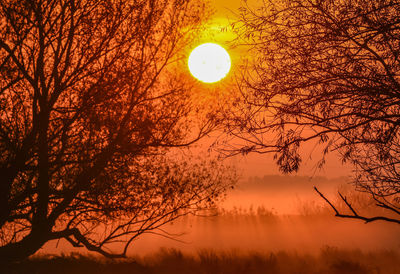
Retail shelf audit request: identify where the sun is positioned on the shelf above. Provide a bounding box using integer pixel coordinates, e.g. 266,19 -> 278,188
188,43 -> 231,83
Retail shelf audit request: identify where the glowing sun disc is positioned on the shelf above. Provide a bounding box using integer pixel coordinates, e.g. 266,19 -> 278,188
188,43 -> 231,83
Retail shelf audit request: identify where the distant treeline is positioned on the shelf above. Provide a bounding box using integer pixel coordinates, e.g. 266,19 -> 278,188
242,175 -> 350,191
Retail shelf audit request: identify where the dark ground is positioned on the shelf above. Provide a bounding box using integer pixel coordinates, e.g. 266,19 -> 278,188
3,247 -> 400,274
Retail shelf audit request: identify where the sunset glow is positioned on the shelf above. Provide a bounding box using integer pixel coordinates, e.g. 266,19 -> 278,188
188,43 -> 231,83
2,0 -> 399,271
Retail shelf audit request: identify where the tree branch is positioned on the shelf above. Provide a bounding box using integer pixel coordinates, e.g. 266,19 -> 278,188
314,187 -> 400,224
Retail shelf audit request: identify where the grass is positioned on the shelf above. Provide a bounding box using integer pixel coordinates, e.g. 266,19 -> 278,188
4,183 -> 399,274
3,247 -> 400,274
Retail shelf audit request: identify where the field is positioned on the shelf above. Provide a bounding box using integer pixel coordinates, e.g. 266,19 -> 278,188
4,176 -> 400,274
5,247 -> 400,274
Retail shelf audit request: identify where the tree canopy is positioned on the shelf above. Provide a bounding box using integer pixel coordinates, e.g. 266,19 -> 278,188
0,0 -> 233,262
225,0 -> 400,223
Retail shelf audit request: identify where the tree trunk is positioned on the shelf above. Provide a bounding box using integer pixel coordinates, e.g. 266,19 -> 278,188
0,229 -> 49,263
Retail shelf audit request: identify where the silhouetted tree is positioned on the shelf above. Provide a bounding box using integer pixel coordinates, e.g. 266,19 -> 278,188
0,0 -> 234,262
224,0 -> 400,224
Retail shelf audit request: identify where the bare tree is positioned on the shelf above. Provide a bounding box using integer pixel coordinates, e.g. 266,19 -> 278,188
223,0 -> 400,223
0,0 -> 234,262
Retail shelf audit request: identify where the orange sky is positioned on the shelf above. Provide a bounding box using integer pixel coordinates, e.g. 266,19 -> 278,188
194,0 -> 353,179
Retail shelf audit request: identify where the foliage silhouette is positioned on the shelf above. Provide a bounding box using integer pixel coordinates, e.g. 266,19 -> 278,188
0,0 -> 234,262
225,0 -> 400,223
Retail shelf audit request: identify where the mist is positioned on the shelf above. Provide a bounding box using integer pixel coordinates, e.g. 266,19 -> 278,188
41,175 -> 400,257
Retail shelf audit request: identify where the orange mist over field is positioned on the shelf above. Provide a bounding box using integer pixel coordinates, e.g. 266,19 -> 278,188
40,175 -> 400,257
129,176 -> 400,255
